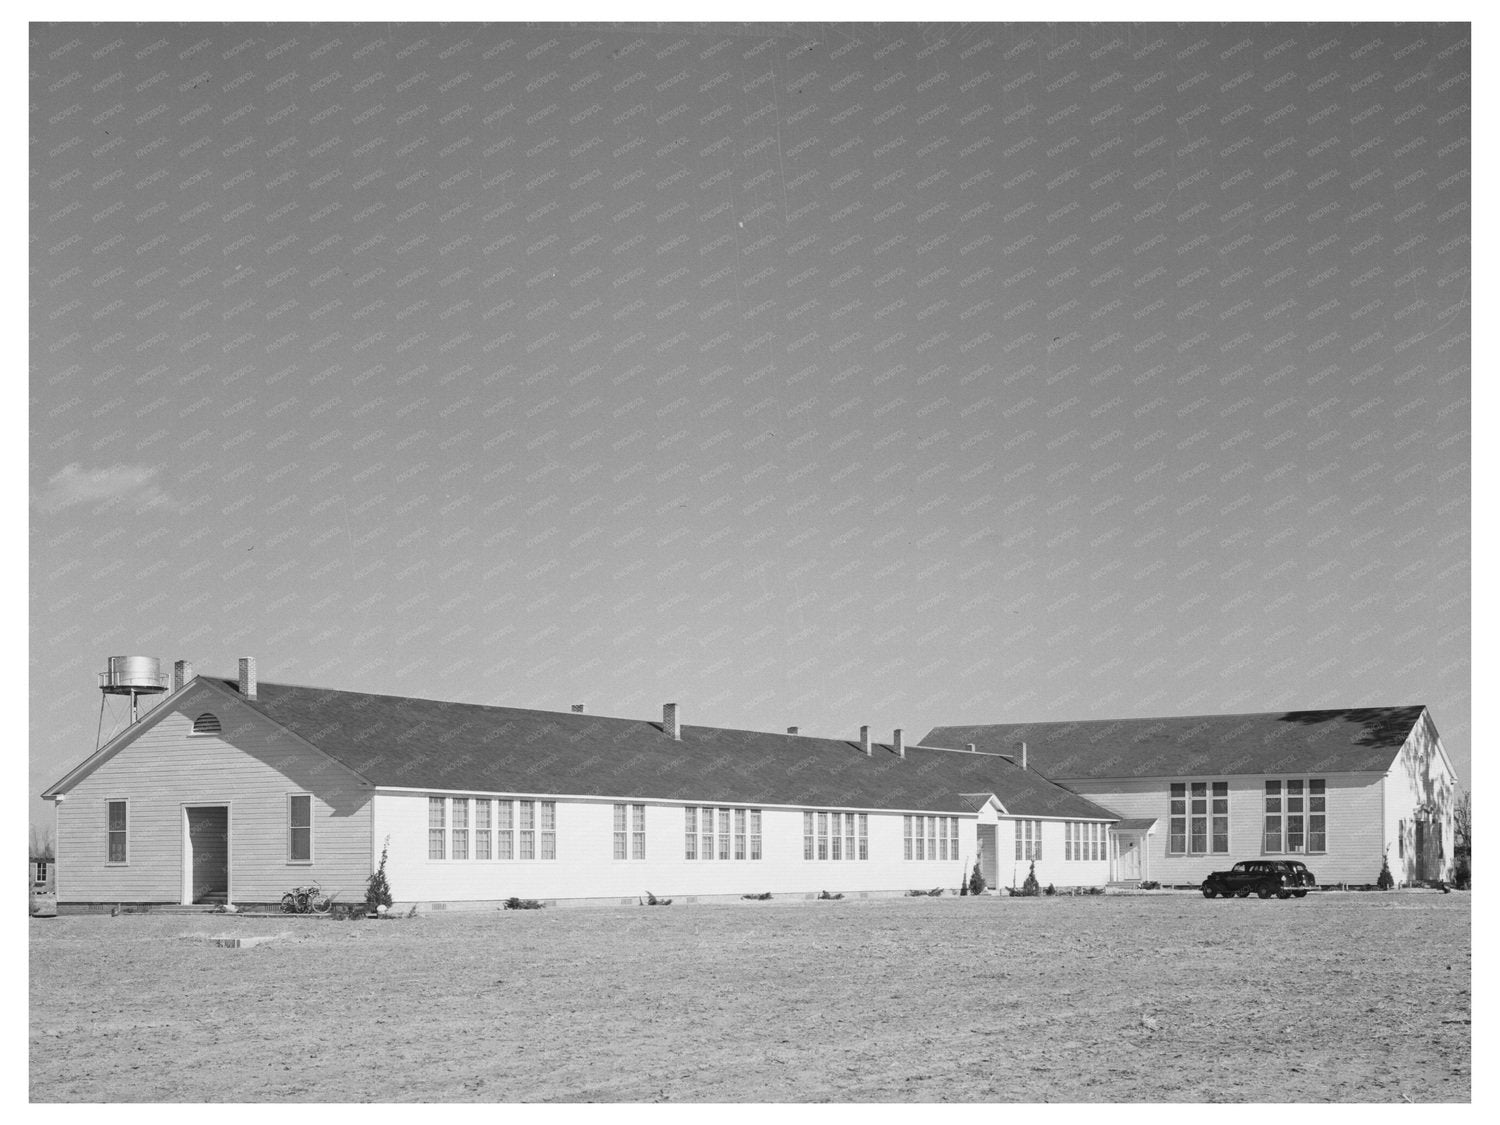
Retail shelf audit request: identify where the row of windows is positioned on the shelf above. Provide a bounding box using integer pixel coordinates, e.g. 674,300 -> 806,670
806,811 -> 870,860
1015,818 -> 1042,861
1063,821 -> 1105,862
428,797 -> 558,861
904,816 -> 959,861
1168,779 -> 1328,856
686,807 -> 763,860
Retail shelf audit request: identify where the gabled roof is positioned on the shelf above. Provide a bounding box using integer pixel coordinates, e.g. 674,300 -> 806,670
921,706 -> 1430,781
208,680 -> 1118,820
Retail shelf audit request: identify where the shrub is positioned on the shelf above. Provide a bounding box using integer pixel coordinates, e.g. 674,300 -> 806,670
643,891 -> 673,906
503,897 -> 544,910
1454,857 -> 1470,890
741,892 -> 773,900
818,890 -> 844,900
906,889 -> 926,897
1377,854 -> 1395,891
967,859 -> 987,896
1044,883 -> 1056,896
1019,861 -> 1041,897
1084,886 -> 1104,895
365,836 -> 394,912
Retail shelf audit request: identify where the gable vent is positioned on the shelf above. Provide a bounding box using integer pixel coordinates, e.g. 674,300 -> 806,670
191,712 -> 222,735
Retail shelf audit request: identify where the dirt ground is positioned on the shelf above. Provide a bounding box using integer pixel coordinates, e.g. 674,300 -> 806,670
29,891 -> 1469,1102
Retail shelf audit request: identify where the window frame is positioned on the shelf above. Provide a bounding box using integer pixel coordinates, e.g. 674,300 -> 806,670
1167,780 -> 1231,856
287,793 -> 313,864
106,798 -> 129,865
428,796 -> 446,860
1015,819 -> 1042,862
1264,777 -> 1327,855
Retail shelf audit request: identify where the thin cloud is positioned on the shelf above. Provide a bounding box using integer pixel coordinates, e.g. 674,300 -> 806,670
33,463 -> 176,515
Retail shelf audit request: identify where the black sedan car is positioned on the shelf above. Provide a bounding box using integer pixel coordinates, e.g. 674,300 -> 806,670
1201,859 -> 1317,899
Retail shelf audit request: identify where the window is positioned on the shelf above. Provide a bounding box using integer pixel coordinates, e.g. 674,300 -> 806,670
734,808 -> 746,861
1065,822 -> 1105,861
613,804 -> 628,860
632,804 -> 646,860
705,807 -> 717,860
540,801 -> 556,860
497,800 -> 514,860
1265,778 -> 1327,854
717,808 -> 730,860
1168,781 -> 1229,855
452,798 -> 469,861
806,810 -> 868,860
106,800 -> 128,863
1398,818 -> 1405,858
684,806 -> 698,860
751,809 -> 763,860
686,807 -> 761,859
1015,819 -> 1042,861
905,816 -> 958,860
428,797 -> 445,860
191,712 -> 221,735
34,860 -> 48,885
288,794 -> 312,862
475,800 -> 492,860
519,800 -> 535,860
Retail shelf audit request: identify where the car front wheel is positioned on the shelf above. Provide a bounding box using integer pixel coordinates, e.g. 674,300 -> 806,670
1257,883 -> 1275,899
1201,883 -> 1216,898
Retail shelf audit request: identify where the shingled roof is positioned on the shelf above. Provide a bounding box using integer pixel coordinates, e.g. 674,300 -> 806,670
219,679 -> 1117,821
921,706 -> 1430,780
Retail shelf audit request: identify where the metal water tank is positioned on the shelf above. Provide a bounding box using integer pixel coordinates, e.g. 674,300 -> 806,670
98,656 -> 168,695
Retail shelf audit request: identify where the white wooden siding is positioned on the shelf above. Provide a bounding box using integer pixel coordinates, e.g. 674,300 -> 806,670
1384,714 -> 1457,885
1060,774 -> 1386,886
55,694 -> 372,904
992,817 -> 1111,891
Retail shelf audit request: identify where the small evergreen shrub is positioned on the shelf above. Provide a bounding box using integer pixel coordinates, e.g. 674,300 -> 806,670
1019,861 -> 1041,897
967,859 -> 987,896
1138,880 -> 1160,890
503,897 -> 544,910
1044,883 -> 1056,896
365,836 -> 394,913
818,890 -> 844,900
1454,858 -> 1470,890
741,892 -> 773,900
643,891 -> 673,906
1377,854 -> 1395,890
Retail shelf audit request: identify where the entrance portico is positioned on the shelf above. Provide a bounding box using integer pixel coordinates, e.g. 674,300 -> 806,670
1109,818 -> 1157,884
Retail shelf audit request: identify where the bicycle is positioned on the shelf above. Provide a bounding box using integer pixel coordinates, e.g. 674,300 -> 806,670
279,882 -> 332,915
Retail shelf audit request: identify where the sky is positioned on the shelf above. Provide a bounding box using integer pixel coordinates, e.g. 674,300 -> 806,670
28,20 -> 1472,832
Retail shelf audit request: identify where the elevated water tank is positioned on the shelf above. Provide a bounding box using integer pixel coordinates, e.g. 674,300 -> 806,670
98,656 -> 168,695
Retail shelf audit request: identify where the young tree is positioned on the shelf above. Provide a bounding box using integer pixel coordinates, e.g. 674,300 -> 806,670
29,824 -> 54,861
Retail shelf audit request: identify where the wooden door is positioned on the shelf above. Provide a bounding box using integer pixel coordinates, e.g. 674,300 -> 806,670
187,807 -> 229,904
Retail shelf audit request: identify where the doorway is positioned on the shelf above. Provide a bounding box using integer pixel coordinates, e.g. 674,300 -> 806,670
185,806 -> 229,905
976,824 -> 998,890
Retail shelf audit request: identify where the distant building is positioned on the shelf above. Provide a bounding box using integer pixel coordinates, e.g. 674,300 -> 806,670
41,657 -> 1455,908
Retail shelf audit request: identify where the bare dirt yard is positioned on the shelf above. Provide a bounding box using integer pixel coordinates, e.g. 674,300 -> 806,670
30,890 -> 1469,1102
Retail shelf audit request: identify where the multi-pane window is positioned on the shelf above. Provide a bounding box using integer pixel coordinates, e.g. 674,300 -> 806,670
632,804 -> 645,860
428,796 -> 446,860
452,798 -> 469,861
686,807 -> 761,859
497,799 -> 514,860
519,800 -> 535,860
905,816 -> 958,860
540,801 -> 557,860
613,804 -> 628,860
1265,779 -> 1326,854
107,800 -> 128,863
475,800 -> 492,860
807,810 -> 869,860
1064,822 -> 1105,861
288,794 -> 312,862
1015,819 -> 1042,861
1168,781 -> 1229,855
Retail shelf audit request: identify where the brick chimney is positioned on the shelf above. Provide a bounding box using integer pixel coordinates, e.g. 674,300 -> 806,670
967,743 -> 977,753
571,704 -> 585,713
860,725 -> 871,756
1021,740 -> 1027,770
663,702 -> 680,740
787,726 -> 799,736
172,660 -> 195,692
238,657 -> 257,701
893,728 -> 905,759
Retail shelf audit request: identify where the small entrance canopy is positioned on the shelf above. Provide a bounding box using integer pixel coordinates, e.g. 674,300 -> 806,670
1109,817 -> 1158,883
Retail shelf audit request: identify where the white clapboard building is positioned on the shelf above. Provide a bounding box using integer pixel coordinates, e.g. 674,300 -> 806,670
42,657 -> 1454,909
